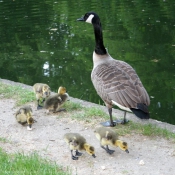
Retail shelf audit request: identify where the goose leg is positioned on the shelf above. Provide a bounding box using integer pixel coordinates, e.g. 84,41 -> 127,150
120,111 -> 129,124
71,150 -> 78,160
112,111 -> 129,124
100,108 -> 117,127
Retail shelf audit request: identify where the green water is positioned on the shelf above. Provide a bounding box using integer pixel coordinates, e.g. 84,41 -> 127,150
0,0 -> 175,124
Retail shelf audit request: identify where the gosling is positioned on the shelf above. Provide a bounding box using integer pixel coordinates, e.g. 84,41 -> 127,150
15,105 -> 36,130
94,127 -> 129,154
33,83 -> 51,109
64,133 -> 96,160
44,86 -> 69,113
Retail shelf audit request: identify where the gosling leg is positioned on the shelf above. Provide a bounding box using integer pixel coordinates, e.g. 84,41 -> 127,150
75,150 -> 82,157
71,150 -> 78,160
101,145 -> 115,155
37,99 -> 43,110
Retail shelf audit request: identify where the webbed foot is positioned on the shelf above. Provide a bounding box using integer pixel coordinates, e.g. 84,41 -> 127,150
53,108 -> 66,113
117,119 -> 129,124
107,149 -> 115,155
72,156 -> 78,160
100,120 -> 117,127
37,105 -> 43,110
75,150 -> 82,157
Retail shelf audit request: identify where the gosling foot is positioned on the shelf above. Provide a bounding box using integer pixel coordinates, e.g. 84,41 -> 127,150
101,146 -> 115,155
106,149 -> 115,155
37,105 -> 43,110
75,150 -> 82,157
72,156 -> 78,160
53,108 -> 66,113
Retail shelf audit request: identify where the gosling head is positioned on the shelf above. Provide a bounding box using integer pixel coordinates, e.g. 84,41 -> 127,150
42,85 -> 51,97
84,144 -> 96,158
116,140 -> 129,153
26,112 -> 35,129
69,137 -> 79,148
58,86 -> 66,95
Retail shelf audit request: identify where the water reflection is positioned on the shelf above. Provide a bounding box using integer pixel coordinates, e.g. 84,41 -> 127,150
0,0 -> 175,124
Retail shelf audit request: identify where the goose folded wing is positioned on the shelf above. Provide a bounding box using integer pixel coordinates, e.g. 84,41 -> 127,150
91,61 -> 150,108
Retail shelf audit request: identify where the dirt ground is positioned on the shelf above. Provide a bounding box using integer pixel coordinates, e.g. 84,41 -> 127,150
0,79 -> 175,175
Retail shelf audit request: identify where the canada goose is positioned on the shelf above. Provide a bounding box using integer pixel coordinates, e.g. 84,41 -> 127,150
94,127 -> 129,154
15,105 -> 36,130
44,86 -> 69,113
64,133 -> 96,160
33,83 -> 51,109
77,12 -> 150,126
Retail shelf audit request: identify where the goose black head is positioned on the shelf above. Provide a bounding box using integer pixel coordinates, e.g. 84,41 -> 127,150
77,12 -> 100,25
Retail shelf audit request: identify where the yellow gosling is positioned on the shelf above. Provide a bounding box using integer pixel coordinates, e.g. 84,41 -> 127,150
94,127 -> 129,154
64,133 -> 96,160
44,86 -> 69,114
15,105 -> 36,130
33,83 -> 51,109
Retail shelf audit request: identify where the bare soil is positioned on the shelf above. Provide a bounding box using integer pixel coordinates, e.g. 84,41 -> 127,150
0,79 -> 175,175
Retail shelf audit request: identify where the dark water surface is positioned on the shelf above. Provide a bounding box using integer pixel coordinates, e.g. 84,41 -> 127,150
0,1 -> 175,124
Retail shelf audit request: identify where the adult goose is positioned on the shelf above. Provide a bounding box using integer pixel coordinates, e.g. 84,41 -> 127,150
77,12 -> 150,127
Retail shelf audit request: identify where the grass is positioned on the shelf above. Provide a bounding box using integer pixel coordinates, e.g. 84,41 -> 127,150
0,82 -> 175,141
114,121 -> 175,141
61,102 -> 175,141
0,83 -> 35,106
0,137 -> 9,143
0,148 -> 70,175
62,101 -> 83,112
71,106 -> 108,122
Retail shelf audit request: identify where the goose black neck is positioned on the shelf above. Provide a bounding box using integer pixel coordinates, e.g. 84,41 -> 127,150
93,23 -> 107,55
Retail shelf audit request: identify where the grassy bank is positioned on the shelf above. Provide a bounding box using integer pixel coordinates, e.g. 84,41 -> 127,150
0,82 -> 175,141
0,83 -> 35,106
0,148 -> 70,175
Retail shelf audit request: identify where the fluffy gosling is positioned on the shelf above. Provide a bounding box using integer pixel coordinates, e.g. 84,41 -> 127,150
44,86 -> 69,113
15,105 -> 36,130
94,127 -> 129,154
33,83 -> 51,109
64,133 -> 96,160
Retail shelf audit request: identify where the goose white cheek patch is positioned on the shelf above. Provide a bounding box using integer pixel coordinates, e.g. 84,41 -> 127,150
86,14 -> 94,24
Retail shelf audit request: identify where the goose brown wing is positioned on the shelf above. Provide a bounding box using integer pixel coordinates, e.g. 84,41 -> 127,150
91,60 -> 150,108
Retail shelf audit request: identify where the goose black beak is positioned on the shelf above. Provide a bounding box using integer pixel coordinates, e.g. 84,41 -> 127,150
77,17 -> 85,21
125,149 -> 129,153
92,154 -> 96,158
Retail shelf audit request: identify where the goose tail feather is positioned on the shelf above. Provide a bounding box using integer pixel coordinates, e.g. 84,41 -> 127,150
130,108 -> 150,119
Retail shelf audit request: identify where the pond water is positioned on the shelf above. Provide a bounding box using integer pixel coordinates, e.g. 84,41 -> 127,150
0,0 -> 175,124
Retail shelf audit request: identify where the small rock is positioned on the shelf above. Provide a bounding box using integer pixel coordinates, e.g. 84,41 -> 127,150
101,166 -> 106,170
139,160 -> 145,165
27,126 -> 32,131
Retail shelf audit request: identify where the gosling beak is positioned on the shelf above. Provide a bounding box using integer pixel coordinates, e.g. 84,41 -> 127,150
28,124 -> 32,128
125,149 -> 129,153
92,154 -> 96,158
77,16 -> 85,21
